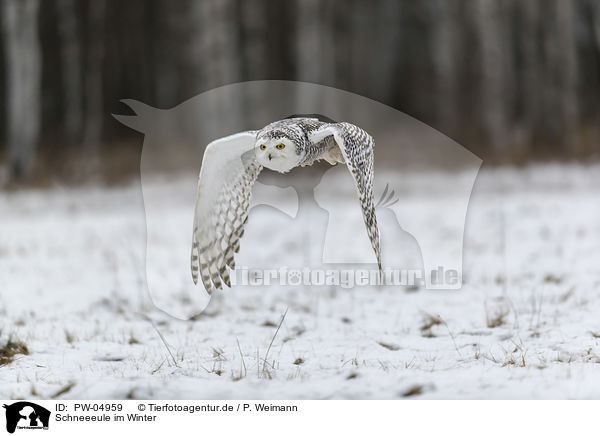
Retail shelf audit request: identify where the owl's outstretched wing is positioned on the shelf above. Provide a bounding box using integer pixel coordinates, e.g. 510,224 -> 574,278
191,131 -> 262,294
310,122 -> 382,272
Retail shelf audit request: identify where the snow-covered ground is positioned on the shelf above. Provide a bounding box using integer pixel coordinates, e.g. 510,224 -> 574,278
1,163 -> 600,399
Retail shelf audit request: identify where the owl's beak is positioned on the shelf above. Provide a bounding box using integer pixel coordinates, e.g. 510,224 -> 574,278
268,153 -> 272,161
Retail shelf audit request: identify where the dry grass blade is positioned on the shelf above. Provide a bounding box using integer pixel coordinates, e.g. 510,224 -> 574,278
52,382 -> 75,399
0,337 -> 29,366
377,342 -> 400,351
236,338 -> 247,378
262,307 -> 288,375
420,312 -> 442,337
402,384 -> 424,397
143,315 -> 179,368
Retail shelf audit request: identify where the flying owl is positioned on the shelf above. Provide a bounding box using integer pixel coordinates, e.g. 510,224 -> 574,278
190,117 -> 381,294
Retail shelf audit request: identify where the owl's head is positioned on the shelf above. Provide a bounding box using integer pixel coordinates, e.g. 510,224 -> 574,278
254,132 -> 302,173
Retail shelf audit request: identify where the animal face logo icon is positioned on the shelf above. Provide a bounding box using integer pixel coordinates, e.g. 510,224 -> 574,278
113,80 -> 481,319
3,402 -> 50,433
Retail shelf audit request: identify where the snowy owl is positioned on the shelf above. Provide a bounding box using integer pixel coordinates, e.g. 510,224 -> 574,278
191,116 -> 381,293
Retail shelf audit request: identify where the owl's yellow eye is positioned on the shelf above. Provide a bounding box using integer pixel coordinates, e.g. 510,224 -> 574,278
276,143 -> 285,150
259,144 -> 266,150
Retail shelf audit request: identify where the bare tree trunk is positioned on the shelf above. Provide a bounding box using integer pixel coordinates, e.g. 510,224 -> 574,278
294,0 -> 321,113
554,0 -> 578,153
236,0 -> 268,126
369,0 -> 402,102
154,2 -> 179,107
594,0 -> 600,51
472,0 -> 512,155
432,0 -> 459,135
83,0 -> 105,149
517,0 -> 540,154
238,0 -> 268,80
535,0 -> 578,154
589,0 -> 600,152
294,0 -> 336,113
57,0 -> 83,145
188,0 -> 242,134
296,0 -> 342,85
1,0 -> 41,179
189,0 -> 241,89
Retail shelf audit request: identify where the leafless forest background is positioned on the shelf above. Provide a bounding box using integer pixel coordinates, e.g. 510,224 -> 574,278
1,0 -> 599,184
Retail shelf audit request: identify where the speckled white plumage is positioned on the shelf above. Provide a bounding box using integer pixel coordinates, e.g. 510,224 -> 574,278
191,117 -> 381,294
